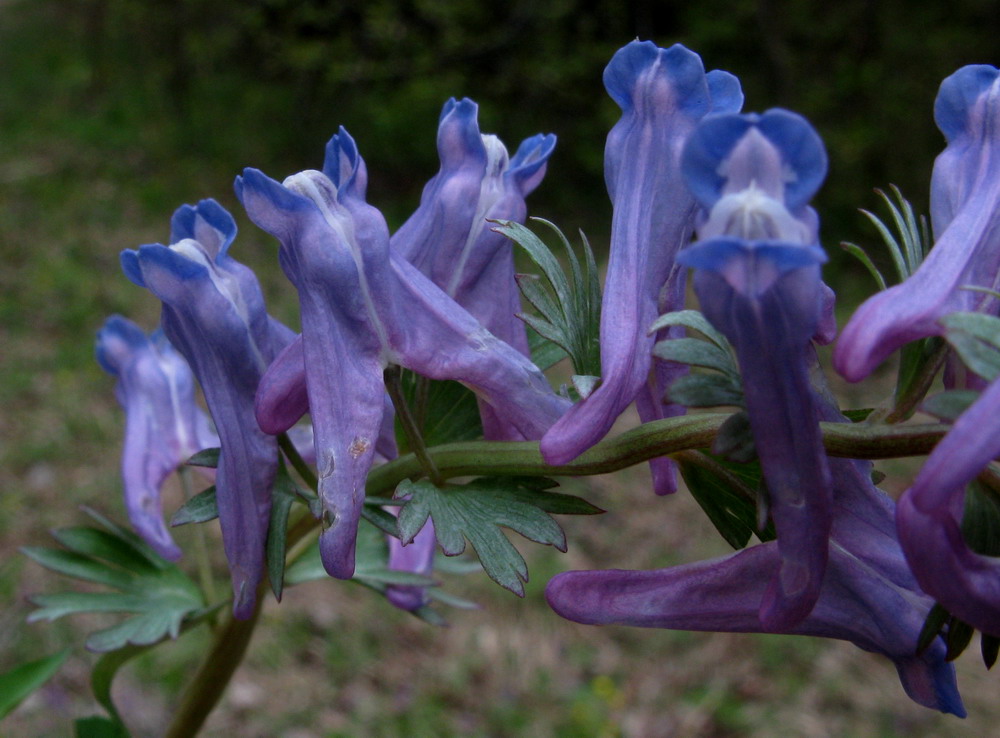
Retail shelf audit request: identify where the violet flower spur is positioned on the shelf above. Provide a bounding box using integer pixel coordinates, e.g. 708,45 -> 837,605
392,97 -> 556,440
677,110 -> 834,629
835,65 -> 1000,382
121,199 -> 295,619
539,40 -> 743,495
236,129 -> 569,580
544,472 -> 966,716
896,374 -> 1000,637
96,315 -> 218,562
548,388 -> 965,714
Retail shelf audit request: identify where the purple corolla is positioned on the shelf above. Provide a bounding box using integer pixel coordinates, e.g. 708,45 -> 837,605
121,199 -> 296,618
677,110 -> 834,628
540,40 -> 743,495
897,374 -> 1000,637
95,315 -> 218,561
392,98 -> 555,440
386,517 -> 437,612
835,65 -> 1000,382
236,129 -> 569,580
546,449 -> 966,716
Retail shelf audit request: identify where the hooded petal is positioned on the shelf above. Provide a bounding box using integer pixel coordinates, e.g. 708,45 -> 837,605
541,41 -> 743,477
680,238 -> 833,628
96,316 -> 217,561
835,65 -> 1000,382
121,200 -> 291,618
237,130 -> 568,579
897,373 -> 1000,636
391,99 -> 556,440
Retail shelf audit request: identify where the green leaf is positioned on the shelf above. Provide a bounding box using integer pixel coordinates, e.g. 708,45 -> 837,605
570,374 -> 601,400
667,373 -> 744,408
922,390 -> 979,422
961,479 -> 1000,558
941,313 -> 1000,381
395,371 -> 483,448
842,408 -> 875,422
916,602 -> 950,655
170,486 -> 218,527
942,327 -> 1000,382
678,454 -> 772,550
20,547 -> 137,590
497,217 -> 601,377
0,648 -> 70,719
49,527 -> 161,574
266,464 -> 301,601
74,715 -> 129,738
653,337 -> 737,376
983,634 -> 1000,670
711,411 -> 756,464
648,309 -> 730,351
186,448 -> 220,468
527,325 -> 568,371
894,336 -> 946,419
838,241 -> 887,291
24,517 -> 205,653
946,616 -> 975,661
88,609 -> 216,733
394,477 -> 596,596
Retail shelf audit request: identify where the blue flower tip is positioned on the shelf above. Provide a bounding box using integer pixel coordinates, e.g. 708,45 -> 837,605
120,249 -> 146,288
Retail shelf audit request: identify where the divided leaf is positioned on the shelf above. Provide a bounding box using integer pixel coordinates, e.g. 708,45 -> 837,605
394,477 -> 601,596
942,312 -> 1000,382
495,217 -> 602,378
22,511 -> 205,653
678,452 -> 774,550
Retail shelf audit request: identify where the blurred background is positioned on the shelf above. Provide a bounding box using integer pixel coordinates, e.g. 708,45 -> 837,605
3,0 -> 1000,735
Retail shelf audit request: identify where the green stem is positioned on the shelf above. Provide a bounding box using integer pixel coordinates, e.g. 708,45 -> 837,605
384,365 -> 442,485
163,588 -> 264,738
366,412 -> 954,496
884,338 -> 949,424
278,432 -> 319,491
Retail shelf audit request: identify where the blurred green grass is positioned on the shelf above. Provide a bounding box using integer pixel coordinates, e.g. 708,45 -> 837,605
3,1 -> 1000,735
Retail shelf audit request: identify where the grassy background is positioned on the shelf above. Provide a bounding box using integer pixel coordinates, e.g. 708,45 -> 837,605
2,0 -> 1000,734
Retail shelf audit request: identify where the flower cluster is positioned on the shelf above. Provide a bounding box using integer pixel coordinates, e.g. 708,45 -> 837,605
95,37 -> 1000,720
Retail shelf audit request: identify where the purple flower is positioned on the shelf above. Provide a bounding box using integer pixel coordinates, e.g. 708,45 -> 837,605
236,129 -> 569,580
386,516 -> 437,612
121,199 -> 295,618
540,40 -> 743,495
545,459 -> 966,716
95,315 -> 218,561
392,98 -> 556,440
835,65 -> 1000,382
897,373 -> 1000,637
677,110 -> 834,628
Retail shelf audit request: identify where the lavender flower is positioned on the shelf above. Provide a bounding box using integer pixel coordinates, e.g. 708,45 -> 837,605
545,459 -> 966,716
236,130 -> 569,580
386,517 -> 437,612
897,373 -> 1000,637
392,98 -> 555,439
677,110 -> 833,628
540,40 -> 742,495
121,200 -> 295,618
95,315 -> 218,561
835,65 -> 1000,382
